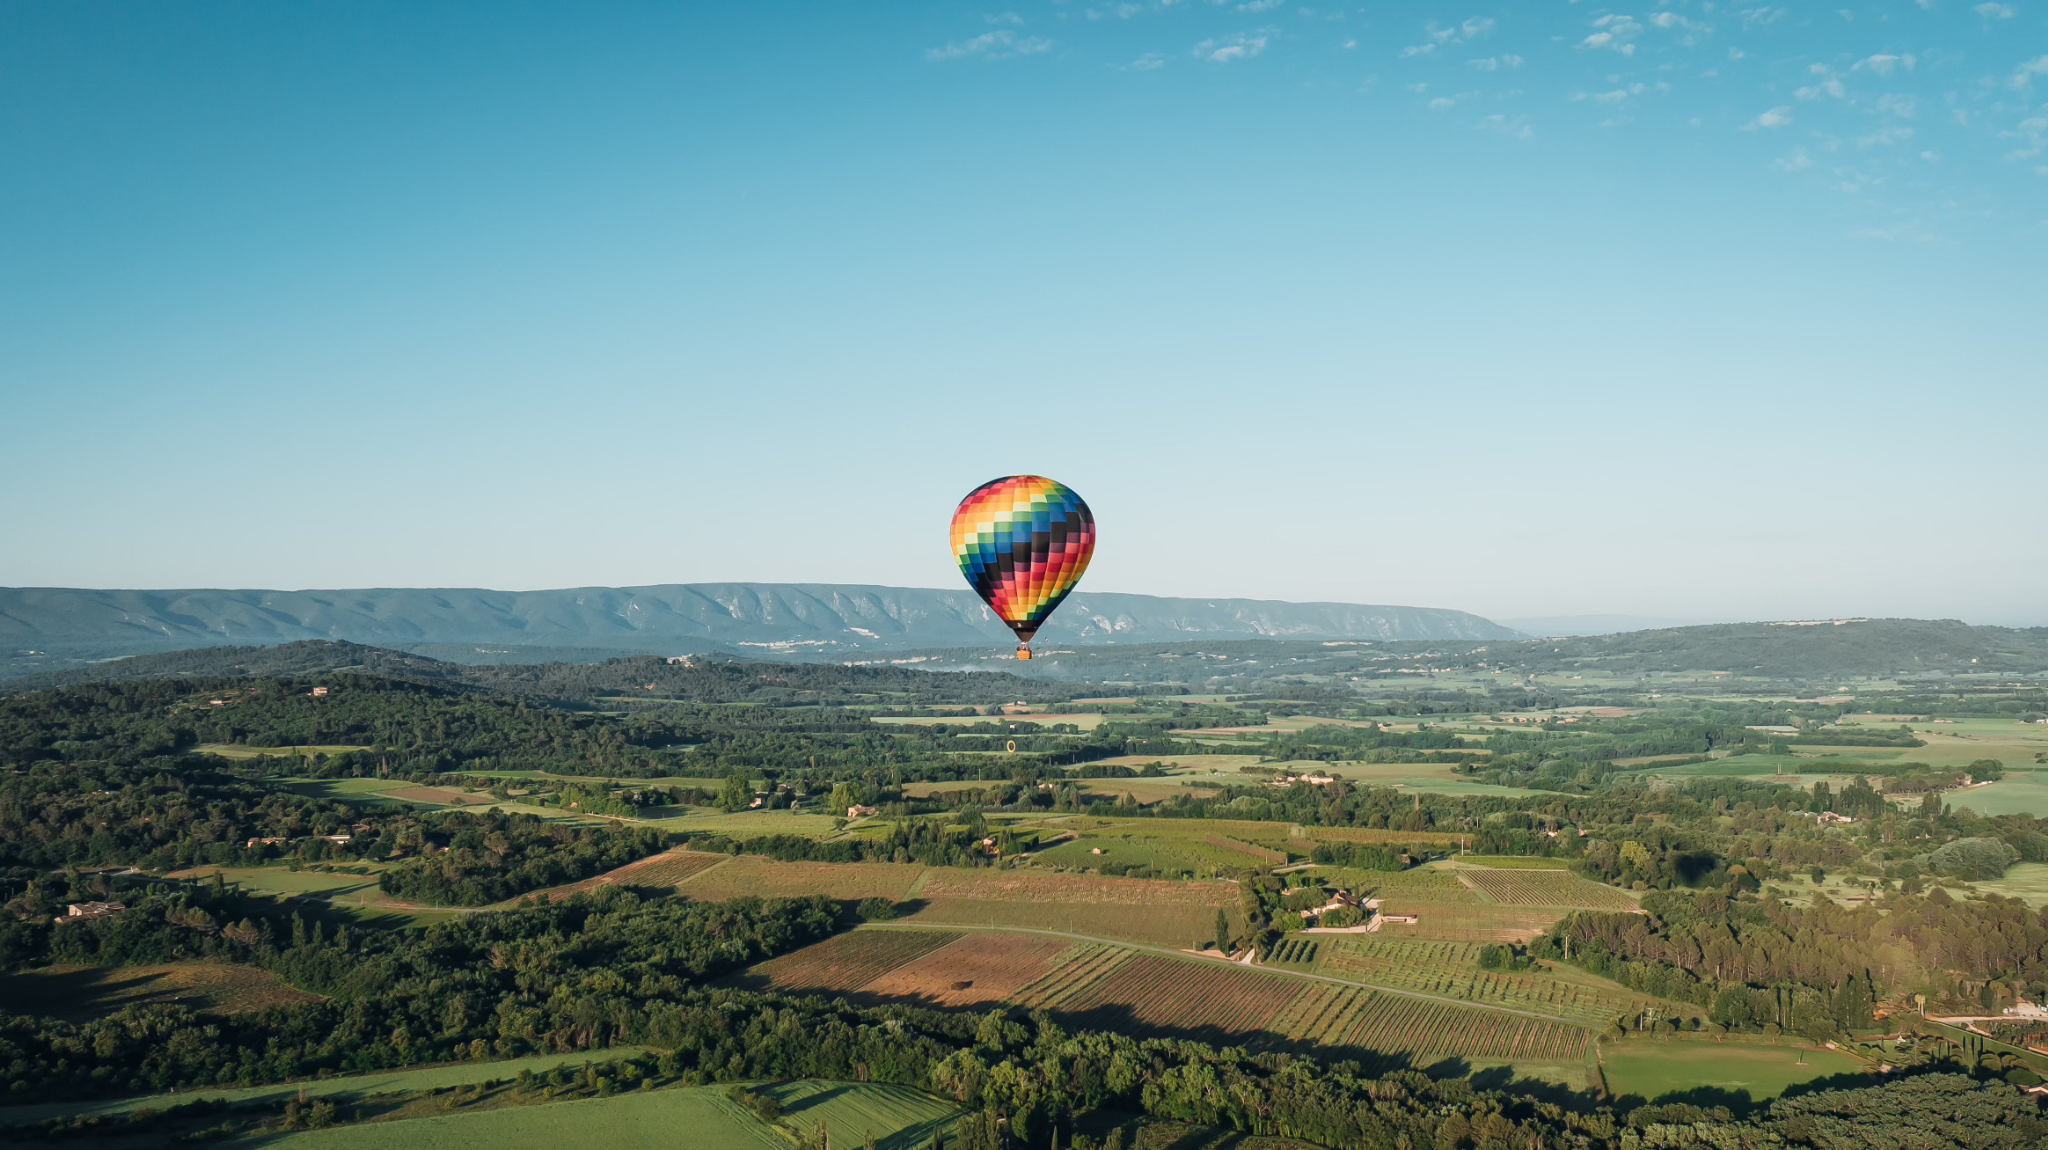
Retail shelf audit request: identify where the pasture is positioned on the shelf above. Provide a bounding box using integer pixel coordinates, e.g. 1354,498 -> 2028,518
509,847 -> 729,904
1600,1038 -> 1869,1104
192,744 -> 366,760
0,961 -> 317,1022
754,1081 -> 963,1150
1965,862 -> 2048,906
258,1082 -> 790,1150
0,1049 -> 659,1127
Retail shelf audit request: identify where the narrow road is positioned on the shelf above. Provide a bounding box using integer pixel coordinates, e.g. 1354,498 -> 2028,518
856,921 -> 1594,1027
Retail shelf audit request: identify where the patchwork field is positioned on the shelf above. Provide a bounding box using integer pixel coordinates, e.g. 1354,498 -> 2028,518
1457,867 -> 1643,911
744,928 -> 1595,1067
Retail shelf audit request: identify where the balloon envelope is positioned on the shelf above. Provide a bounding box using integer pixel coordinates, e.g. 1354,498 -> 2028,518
949,475 -> 1095,644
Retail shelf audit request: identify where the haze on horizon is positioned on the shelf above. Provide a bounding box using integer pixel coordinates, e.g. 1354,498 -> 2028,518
2,3 -> 2042,627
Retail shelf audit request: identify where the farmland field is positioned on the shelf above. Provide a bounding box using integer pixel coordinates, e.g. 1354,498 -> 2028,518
859,933 -> 1073,1007
753,929 -> 1597,1067
1055,954 -> 1301,1041
741,928 -> 962,993
1600,1039 -> 1870,1104
1311,938 -> 1645,1026
907,898 -> 1231,948
1340,992 -> 1589,1062
754,1080 -> 963,1150
1366,903 -> 1566,943
1457,867 -> 1643,911
259,1083 -> 790,1150
193,744 -> 367,760
1,1049 -> 660,1127
512,847 -> 729,903
675,856 -> 925,903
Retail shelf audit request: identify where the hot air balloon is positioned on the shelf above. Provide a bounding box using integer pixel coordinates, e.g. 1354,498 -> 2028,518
949,475 -> 1095,660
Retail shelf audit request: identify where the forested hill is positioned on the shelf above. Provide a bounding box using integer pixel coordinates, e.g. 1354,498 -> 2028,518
1516,618 -> 2048,678
0,640 -> 1083,706
0,584 -> 1519,680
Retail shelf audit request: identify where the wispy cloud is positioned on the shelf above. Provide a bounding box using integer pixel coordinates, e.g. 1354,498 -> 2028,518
1855,54 -> 1916,75
1193,30 -> 1271,63
1126,52 -> 1166,71
1746,106 -> 1795,129
927,30 -> 1054,60
1478,113 -> 1535,139
1582,14 -> 1644,55
1973,2 -> 2016,17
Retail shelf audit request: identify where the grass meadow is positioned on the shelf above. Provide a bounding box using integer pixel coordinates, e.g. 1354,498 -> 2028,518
1599,1038 -> 1869,1104
257,1082 -> 790,1150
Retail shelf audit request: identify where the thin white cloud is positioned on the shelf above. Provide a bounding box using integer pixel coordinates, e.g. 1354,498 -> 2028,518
1194,30 -> 1271,62
1747,106 -> 1794,129
927,30 -> 1054,60
1855,54 -> 1915,75
985,11 -> 1025,25
1478,113 -> 1534,139
1127,52 -> 1166,70
1237,0 -> 1285,11
1974,2 -> 2016,17
1428,96 -> 1457,109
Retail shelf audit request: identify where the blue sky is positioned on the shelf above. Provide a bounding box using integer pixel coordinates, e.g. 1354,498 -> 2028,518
2,2 -> 2043,625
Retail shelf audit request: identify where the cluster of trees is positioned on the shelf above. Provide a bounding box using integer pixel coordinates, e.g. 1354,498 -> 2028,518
1538,886 -> 2048,1025
376,811 -> 668,906
0,756 -> 374,871
0,676 -> 690,778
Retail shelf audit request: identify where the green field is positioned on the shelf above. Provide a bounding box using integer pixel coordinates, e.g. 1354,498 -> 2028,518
1965,861 -> 2048,906
0,1050 -> 657,1126
257,1083 -> 787,1150
647,807 -> 847,838
757,1080 -> 962,1150
1600,1039 -> 1869,1104
251,1080 -> 959,1150
192,744 -> 367,760
1946,770 -> 2048,817
175,865 -> 383,896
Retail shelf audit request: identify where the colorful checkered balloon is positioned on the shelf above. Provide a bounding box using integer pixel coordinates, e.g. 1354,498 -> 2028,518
949,475 -> 1095,649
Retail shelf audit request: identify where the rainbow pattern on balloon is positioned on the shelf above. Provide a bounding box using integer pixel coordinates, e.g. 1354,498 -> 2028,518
950,475 -> 1095,644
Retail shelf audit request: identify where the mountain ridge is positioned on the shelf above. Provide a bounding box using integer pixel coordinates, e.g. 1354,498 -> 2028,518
0,583 -> 1521,680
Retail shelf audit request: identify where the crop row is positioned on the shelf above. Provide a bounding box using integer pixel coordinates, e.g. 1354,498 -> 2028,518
1316,939 -> 1631,1024
1060,956 -> 1298,1038
1268,938 -> 1320,966
750,929 -> 961,993
1342,995 -> 1589,1061
860,933 -> 1072,1007
1010,944 -> 1136,1010
1459,868 -> 1642,911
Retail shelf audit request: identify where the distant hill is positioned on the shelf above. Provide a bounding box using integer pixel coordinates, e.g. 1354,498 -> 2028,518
0,584 -> 1520,681
0,638 -> 1082,706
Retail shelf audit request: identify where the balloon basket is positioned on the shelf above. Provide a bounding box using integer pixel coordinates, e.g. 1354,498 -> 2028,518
1016,645 -> 1033,661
